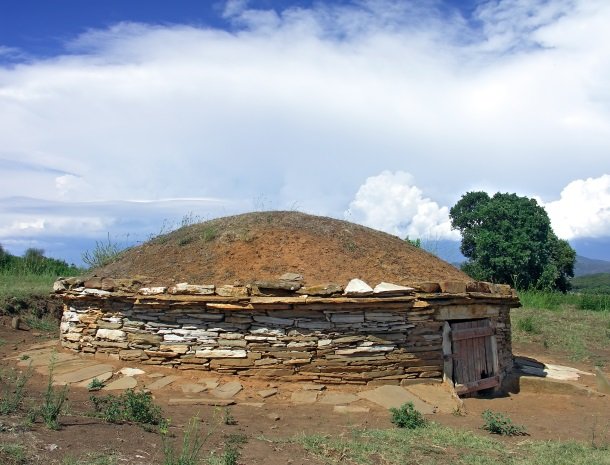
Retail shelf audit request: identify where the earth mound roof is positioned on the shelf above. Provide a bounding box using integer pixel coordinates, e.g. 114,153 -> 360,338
97,211 -> 470,286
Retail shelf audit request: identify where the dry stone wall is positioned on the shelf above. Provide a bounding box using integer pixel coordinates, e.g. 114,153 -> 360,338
56,277 -> 519,386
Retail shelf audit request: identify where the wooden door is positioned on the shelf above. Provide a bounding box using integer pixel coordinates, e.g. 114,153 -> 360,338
450,319 -> 499,396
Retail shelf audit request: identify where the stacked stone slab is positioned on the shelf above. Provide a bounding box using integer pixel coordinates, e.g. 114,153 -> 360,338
55,277 -> 519,386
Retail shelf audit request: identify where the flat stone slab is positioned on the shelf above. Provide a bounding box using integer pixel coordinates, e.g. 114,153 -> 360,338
181,383 -> 207,394
403,383 -> 462,414
147,372 -> 166,378
257,388 -> 278,399
168,398 -> 235,406
18,352 -> 77,368
334,405 -> 370,414
358,386 -> 435,414
210,381 -> 243,399
147,375 -> 179,391
210,381 -> 244,399
39,359 -> 93,376
291,390 -> 319,404
319,393 -> 359,405
54,364 -> 115,384
103,376 -> 138,391
76,372 -> 114,388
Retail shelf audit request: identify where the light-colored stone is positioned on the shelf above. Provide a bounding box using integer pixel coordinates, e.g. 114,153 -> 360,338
373,282 -> 415,295
103,376 -> 138,391
403,383 -> 462,414
139,287 -> 167,295
343,279 -> 374,296
170,283 -> 215,295
210,381 -> 243,399
195,349 -> 247,358
96,329 -> 127,342
119,367 -> 146,376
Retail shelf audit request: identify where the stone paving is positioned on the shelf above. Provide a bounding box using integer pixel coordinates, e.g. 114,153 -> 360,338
10,341 -> 462,414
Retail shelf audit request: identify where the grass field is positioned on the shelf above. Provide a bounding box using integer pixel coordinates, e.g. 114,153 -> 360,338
513,291 -> 610,365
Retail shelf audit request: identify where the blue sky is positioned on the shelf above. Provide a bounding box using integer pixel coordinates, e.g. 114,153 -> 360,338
1,0 -> 609,265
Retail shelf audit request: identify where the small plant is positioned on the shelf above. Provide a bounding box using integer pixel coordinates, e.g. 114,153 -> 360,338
0,443 -> 27,465
389,402 -> 428,429
82,233 -> 125,268
162,416 -> 208,465
481,410 -> 527,436
0,367 -> 32,415
87,378 -> 104,391
223,407 -> 237,426
90,389 -> 165,429
36,361 -> 69,430
201,225 -> 218,243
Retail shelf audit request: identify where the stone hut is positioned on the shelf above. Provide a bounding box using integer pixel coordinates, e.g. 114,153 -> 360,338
54,212 -> 519,396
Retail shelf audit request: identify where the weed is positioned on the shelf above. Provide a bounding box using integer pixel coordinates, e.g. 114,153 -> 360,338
90,389 -> 165,428
389,402 -> 428,429
82,233 -> 125,268
37,360 -> 69,430
178,236 -> 195,246
0,443 -> 27,465
87,378 -> 105,391
201,225 -> 218,243
481,410 -> 527,436
0,367 -> 32,415
223,407 -> 237,426
162,416 -> 206,465
19,355 -> 29,361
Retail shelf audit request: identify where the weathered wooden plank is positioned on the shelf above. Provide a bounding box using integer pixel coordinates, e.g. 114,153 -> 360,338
442,322 -> 453,385
451,326 -> 494,341
455,375 -> 500,395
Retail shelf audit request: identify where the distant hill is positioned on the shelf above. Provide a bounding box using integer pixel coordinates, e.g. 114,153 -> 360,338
574,255 -> 610,277
571,273 -> 610,294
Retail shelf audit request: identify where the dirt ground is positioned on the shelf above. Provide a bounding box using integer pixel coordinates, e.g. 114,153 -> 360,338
1,318 -> 609,464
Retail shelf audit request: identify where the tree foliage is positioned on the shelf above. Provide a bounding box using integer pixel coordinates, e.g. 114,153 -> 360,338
449,192 -> 575,291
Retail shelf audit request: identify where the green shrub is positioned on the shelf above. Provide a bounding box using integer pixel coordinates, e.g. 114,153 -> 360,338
0,443 -> 27,465
481,410 -> 527,436
389,402 -> 428,429
87,378 -> 104,391
90,389 -> 165,428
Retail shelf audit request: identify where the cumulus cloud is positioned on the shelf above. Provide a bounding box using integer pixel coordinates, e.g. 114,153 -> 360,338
1,0 -> 610,259
544,174 -> 610,240
346,171 -> 459,240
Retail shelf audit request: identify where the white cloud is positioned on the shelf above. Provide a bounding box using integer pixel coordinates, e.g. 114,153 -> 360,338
346,171 -> 459,240
1,0 -> 610,257
544,174 -> 610,240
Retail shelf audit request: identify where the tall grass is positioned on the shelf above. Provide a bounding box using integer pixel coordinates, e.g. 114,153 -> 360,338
519,290 -> 610,312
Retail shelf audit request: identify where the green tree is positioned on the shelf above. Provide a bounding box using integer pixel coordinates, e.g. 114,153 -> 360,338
449,192 -> 575,291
